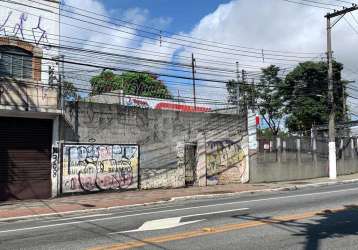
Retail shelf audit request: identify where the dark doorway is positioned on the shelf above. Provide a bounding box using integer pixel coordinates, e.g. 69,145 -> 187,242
0,117 -> 52,201
184,142 -> 197,187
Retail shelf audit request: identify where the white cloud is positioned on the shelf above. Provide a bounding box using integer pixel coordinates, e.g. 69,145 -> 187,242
161,0 -> 358,110
60,0 -> 358,111
61,0 -> 173,92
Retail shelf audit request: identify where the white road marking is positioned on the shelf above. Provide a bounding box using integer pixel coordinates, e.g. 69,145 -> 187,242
1,203 -> 187,224
110,208 -> 250,234
181,207 -> 250,219
43,213 -> 113,222
1,186 -> 358,234
117,218 -> 204,233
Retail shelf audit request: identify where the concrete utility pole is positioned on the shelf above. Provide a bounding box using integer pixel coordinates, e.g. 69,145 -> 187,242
325,4 -> 358,179
191,53 -> 196,110
236,61 -> 240,114
241,69 -> 246,106
60,54 -> 65,113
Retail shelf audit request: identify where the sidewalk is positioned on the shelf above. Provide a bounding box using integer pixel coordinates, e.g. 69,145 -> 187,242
1,173 -> 358,220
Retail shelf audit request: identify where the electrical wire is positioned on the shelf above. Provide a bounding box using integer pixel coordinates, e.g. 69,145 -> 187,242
3,0 -> 325,56
1,0 -> 325,63
280,0 -> 335,10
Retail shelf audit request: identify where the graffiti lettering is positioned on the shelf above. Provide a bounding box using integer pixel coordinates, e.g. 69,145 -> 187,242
206,139 -> 246,185
32,16 -> 50,49
0,11 -> 51,50
0,11 -> 12,36
51,147 -> 59,178
13,13 -> 27,39
62,144 -> 139,193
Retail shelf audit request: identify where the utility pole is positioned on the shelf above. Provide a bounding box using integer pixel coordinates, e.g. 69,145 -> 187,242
236,61 -> 240,114
242,69 -> 246,106
325,4 -> 358,179
60,54 -> 65,114
191,53 -> 196,110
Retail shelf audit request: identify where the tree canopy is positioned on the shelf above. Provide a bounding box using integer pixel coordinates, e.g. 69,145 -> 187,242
90,70 -> 172,99
283,61 -> 346,133
63,81 -> 79,101
226,61 -> 348,135
227,65 -> 285,136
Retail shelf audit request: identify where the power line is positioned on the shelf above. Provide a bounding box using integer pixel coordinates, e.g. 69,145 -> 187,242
2,0 -> 325,62
1,50 -> 337,96
301,0 -> 343,7
59,1 -> 322,55
343,16 -> 358,34
13,0 -> 324,56
333,0 -> 358,5
350,12 -> 358,25
281,0 -> 335,10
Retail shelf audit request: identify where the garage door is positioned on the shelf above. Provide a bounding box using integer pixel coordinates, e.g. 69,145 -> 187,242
0,117 -> 52,201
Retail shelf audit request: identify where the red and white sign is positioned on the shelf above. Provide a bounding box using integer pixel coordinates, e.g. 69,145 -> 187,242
125,95 -> 211,113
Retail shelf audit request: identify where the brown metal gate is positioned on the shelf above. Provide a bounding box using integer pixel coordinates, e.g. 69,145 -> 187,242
0,117 -> 52,201
184,143 -> 197,186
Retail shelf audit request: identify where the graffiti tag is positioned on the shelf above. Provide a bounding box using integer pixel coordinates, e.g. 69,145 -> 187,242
62,144 -> 139,193
0,11 -> 51,50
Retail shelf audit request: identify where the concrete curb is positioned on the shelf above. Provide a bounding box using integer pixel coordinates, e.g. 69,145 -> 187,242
1,178 -> 358,222
0,200 -> 170,222
169,178 -> 358,201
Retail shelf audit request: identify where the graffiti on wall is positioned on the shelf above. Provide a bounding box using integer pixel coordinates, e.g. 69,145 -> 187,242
206,139 -> 246,185
62,144 -> 139,193
51,146 -> 59,178
0,11 -> 50,49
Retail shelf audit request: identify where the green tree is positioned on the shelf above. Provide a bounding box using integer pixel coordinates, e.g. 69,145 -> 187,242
229,65 -> 285,136
90,70 -> 172,99
283,61 -> 347,134
63,81 -> 79,101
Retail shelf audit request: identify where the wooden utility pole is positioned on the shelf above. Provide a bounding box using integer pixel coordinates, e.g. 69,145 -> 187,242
325,4 -> 358,179
191,53 -> 196,110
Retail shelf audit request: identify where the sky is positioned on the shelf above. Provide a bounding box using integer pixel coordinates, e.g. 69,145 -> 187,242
101,0 -> 232,33
60,0 -> 358,113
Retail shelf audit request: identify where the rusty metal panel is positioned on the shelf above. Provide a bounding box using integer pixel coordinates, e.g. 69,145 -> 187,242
0,117 -> 52,201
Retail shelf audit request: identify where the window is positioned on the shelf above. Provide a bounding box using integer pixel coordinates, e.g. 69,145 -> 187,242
0,46 -> 33,79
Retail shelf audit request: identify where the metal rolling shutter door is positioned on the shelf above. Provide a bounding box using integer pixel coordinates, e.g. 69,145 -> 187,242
0,117 -> 52,201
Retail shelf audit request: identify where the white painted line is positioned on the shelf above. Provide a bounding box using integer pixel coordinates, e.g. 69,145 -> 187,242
1,186 -> 358,234
2,178 -> 358,223
0,203 -> 187,224
181,207 -> 249,219
43,213 -> 113,222
0,200 -> 171,222
170,179 -> 358,202
109,208 -> 249,234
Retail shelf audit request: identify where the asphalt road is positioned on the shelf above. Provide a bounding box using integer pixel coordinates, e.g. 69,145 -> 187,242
1,182 -> 358,250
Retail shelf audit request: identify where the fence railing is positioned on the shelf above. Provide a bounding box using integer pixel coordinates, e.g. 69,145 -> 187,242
257,136 -> 357,163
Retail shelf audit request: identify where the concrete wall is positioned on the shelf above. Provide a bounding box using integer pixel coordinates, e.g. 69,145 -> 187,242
0,78 -> 58,112
250,137 -> 358,183
60,101 -> 249,192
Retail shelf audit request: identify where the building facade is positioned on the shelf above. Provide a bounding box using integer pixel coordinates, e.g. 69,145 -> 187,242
0,0 -> 60,200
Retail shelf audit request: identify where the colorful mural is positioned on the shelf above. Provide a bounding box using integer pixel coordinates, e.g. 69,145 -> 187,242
61,144 -> 139,193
